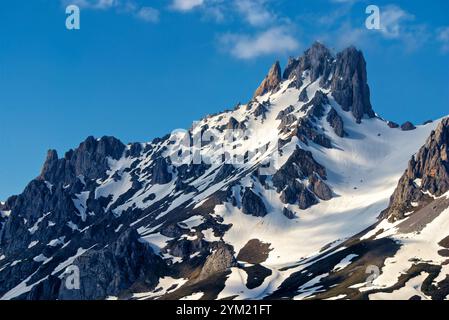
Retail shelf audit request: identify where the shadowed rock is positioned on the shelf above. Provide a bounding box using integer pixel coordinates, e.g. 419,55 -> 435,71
385,117 -> 449,221
331,47 -> 375,123
58,229 -> 164,300
309,174 -> 333,200
298,87 -> 309,102
198,243 -> 236,281
388,121 -> 400,129
401,121 -> 416,131
327,107 -> 346,137
242,188 -> 268,217
152,157 -> 172,185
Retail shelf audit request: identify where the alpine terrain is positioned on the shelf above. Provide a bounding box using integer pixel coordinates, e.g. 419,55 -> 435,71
1,42 -> 448,300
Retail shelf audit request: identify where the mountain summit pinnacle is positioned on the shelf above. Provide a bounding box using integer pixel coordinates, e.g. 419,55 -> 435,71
255,43 -> 375,123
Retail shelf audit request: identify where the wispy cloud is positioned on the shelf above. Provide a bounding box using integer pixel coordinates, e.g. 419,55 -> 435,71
61,0 -> 160,23
219,26 -> 300,59
318,5 -> 431,52
170,0 -> 204,11
437,27 -> 449,53
379,5 -> 414,39
62,0 -> 120,10
234,0 -> 274,27
136,7 -> 160,23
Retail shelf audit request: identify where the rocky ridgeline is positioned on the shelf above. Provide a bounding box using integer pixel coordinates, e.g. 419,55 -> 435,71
385,118 -> 449,221
1,42 -> 436,300
272,42 -> 375,123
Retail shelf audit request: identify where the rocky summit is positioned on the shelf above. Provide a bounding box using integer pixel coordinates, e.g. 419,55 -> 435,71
1,43 -> 448,300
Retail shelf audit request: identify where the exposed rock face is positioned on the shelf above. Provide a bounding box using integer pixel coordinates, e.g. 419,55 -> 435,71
298,87 -> 309,102
225,116 -> 247,131
327,107 -> 346,137
276,105 -> 295,120
152,157 -> 172,184
278,113 -> 298,130
401,121 -> 416,131
284,42 -> 333,86
309,174 -> 333,200
294,118 -> 332,148
283,43 -> 374,124
236,239 -> 271,264
272,146 -> 331,209
253,102 -> 268,119
280,180 -> 318,209
282,207 -> 296,219
242,188 -> 268,217
388,121 -> 400,129
330,47 -> 375,123
2,42 -> 438,301
254,61 -> 282,97
58,229 -> 163,300
213,164 -> 236,184
302,91 -> 329,119
385,118 -> 449,221
278,91 -> 333,149
198,243 -> 236,281
274,146 -> 327,184
40,136 -> 126,184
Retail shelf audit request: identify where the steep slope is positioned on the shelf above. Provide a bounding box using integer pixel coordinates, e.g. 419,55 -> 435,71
266,119 -> 449,300
0,42 -> 445,300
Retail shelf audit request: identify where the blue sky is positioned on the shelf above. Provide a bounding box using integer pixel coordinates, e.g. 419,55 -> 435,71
0,0 -> 448,199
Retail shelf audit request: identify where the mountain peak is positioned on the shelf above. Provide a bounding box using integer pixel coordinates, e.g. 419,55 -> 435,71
254,60 -> 282,98
256,42 -> 375,123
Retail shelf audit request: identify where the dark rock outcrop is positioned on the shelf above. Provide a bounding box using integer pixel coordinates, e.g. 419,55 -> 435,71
401,121 -> 416,131
276,105 -> 295,120
58,229 -> 163,300
294,118 -> 332,148
302,91 -> 329,119
280,180 -> 318,209
242,188 -> 268,217
253,103 -> 268,119
327,108 -> 346,137
152,158 -> 172,185
298,87 -> 309,102
279,43 -> 375,124
40,136 -> 126,184
282,207 -> 296,219
198,243 -> 236,281
272,146 -> 331,209
385,118 -> 449,221
330,47 -> 375,123
284,42 -> 333,86
309,174 -> 333,201
388,121 -> 400,129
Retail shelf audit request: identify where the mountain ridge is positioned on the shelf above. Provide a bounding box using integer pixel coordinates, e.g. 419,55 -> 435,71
1,42 -> 448,300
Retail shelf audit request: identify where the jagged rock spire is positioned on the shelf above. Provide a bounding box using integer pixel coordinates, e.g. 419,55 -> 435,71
273,42 -> 376,123
330,46 -> 375,123
254,61 -> 282,98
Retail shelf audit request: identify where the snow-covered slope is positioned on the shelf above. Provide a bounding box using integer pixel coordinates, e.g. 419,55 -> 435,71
0,42 -> 447,300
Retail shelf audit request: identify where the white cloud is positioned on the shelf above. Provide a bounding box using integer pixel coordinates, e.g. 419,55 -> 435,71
136,7 -> 160,23
61,0 -> 160,23
220,26 -> 300,59
171,0 -> 204,11
379,5 -> 414,39
235,0 -> 274,27
63,0 -> 120,10
437,27 -> 449,53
